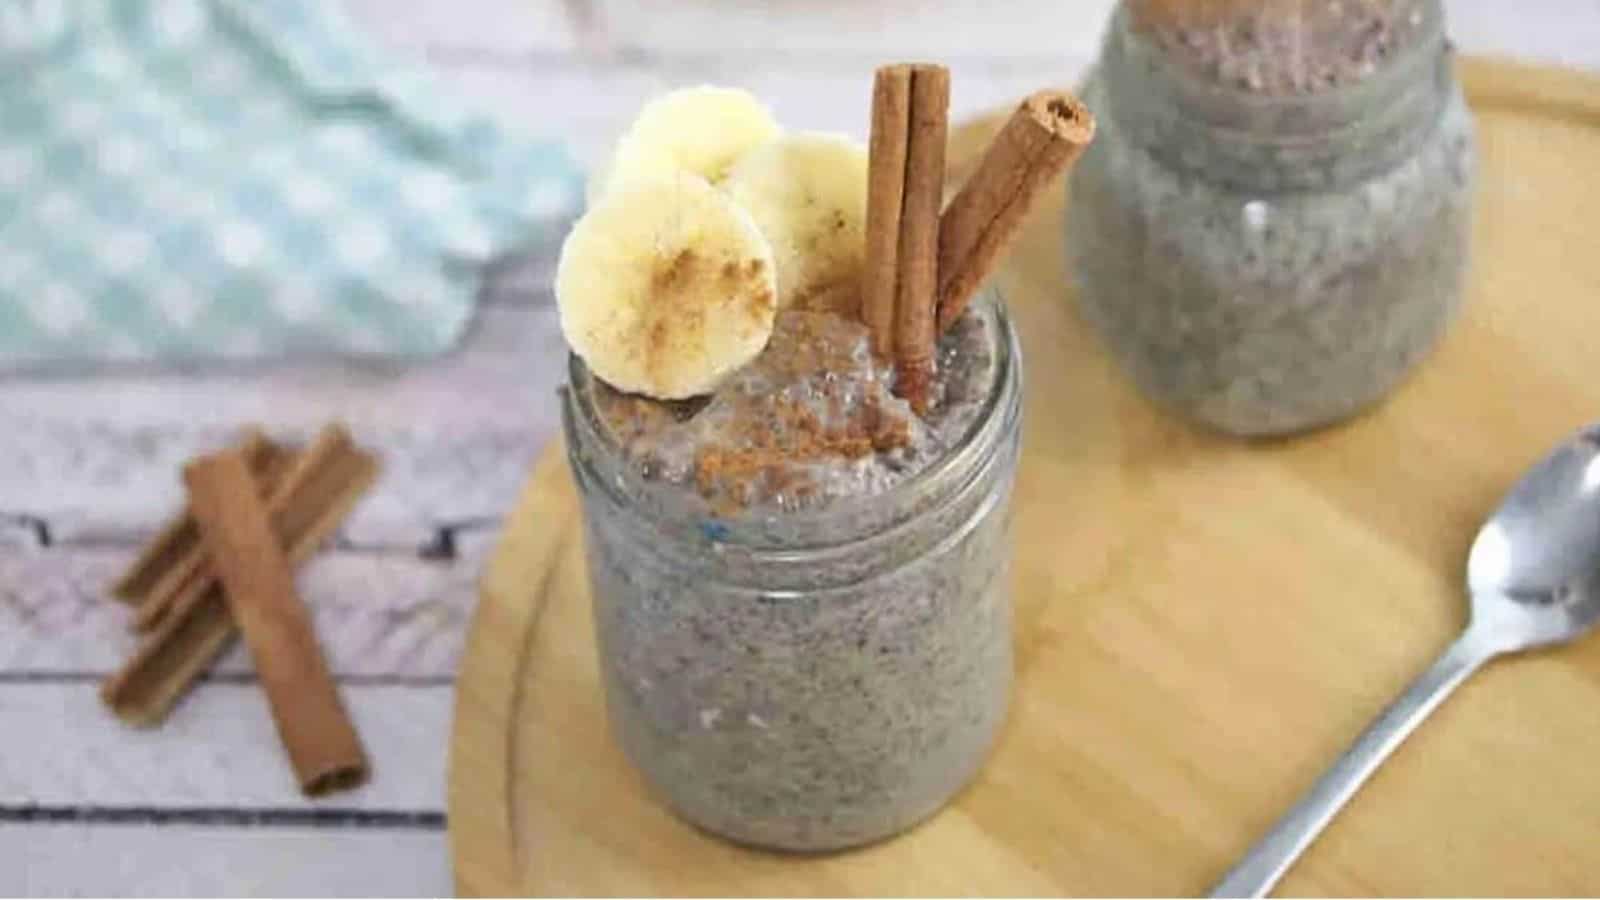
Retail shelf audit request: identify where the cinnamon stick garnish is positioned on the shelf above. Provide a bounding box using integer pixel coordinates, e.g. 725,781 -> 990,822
936,90 -> 1095,332
111,428 -> 279,605
184,447 -> 370,796
102,426 -> 378,732
892,64 -> 949,414
863,65 -> 912,358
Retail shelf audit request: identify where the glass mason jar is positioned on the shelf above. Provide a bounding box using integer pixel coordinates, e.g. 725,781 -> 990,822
1066,0 -> 1476,436
559,293 -> 1022,852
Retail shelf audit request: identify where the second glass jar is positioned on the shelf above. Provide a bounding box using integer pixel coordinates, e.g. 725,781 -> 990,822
1066,0 -> 1477,436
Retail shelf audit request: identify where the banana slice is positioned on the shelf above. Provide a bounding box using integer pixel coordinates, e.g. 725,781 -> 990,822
720,132 -> 869,311
556,172 -> 779,399
592,86 -> 781,202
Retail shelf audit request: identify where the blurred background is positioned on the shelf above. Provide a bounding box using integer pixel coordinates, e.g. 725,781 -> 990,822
357,0 -> 1600,163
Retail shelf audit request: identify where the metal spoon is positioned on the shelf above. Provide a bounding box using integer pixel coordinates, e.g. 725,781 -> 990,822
1212,423 -> 1600,898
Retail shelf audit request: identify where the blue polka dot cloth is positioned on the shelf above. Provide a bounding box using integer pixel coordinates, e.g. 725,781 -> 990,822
0,0 -> 583,369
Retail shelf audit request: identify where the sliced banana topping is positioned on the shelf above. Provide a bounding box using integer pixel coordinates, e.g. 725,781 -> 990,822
556,172 -> 779,400
590,86 -> 782,202
721,132 -> 869,313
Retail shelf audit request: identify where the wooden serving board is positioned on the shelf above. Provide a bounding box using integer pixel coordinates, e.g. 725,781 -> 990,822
450,59 -> 1600,896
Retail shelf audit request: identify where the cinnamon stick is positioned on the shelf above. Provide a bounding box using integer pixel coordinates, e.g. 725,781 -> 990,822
936,90 -> 1095,332
134,437 -> 305,632
863,64 -> 912,357
101,587 -> 235,729
184,448 -> 369,796
102,427 -> 378,731
132,559 -> 209,637
111,428 -> 279,605
892,64 -> 949,415
134,441 -> 300,630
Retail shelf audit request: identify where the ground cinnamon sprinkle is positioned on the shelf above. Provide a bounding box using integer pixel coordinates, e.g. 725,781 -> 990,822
643,250 -> 771,383
588,302 -> 995,516
647,252 -> 772,352
654,248 -> 698,290
721,258 -> 768,287
732,258 -> 774,317
692,389 -> 912,509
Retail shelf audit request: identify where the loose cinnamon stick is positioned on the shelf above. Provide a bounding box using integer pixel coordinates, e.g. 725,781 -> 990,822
111,428 -> 279,605
102,427 -> 378,731
133,438 -> 299,633
101,587 -> 235,729
133,435 -> 305,630
936,90 -> 1095,332
892,64 -> 950,415
184,448 -> 369,796
133,559 -> 209,636
862,65 -> 912,357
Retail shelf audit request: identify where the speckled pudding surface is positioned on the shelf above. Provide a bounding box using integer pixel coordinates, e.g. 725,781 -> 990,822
585,302 -> 997,514
561,294 -> 1021,851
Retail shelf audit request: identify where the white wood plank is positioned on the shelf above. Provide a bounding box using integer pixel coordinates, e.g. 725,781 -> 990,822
0,303 -> 566,544
580,1 -> 1600,72
337,0 -> 576,55
2,827 -> 449,898
0,518 -> 43,549
1444,0 -> 1600,72
0,539 -> 491,677
421,60 -> 1090,169
325,2 -> 1600,182
334,0 -> 1600,77
0,684 -> 449,808
0,301 -> 560,436
588,0 -> 1116,60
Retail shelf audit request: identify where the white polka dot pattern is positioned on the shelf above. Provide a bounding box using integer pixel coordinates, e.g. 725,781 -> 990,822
217,220 -> 268,268
33,284 -> 89,336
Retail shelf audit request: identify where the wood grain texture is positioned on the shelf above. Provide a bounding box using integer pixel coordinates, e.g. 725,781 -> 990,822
449,59 -> 1600,896
0,304 -> 565,547
4,683 -> 448,808
6,827 -> 450,898
587,0 -> 1115,59
449,451 -> 578,896
0,541 -> 487,678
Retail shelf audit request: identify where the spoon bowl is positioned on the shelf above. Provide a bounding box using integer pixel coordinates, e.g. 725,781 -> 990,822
1467,424 -> 1600,652
1215,422 -> 1600,897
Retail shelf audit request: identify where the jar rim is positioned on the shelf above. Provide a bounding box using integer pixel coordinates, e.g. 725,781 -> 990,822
561,289 -> 1021,555
1097,0 -> 1455,192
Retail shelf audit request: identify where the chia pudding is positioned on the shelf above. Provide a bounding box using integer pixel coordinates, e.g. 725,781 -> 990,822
561,292 -> 1021,851
1067,0 -> 1476,435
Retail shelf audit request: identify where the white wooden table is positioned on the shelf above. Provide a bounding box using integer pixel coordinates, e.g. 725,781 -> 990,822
3,1 -> 1596,894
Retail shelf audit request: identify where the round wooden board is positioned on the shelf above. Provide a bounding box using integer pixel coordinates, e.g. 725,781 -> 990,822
451,59 -> 1600,896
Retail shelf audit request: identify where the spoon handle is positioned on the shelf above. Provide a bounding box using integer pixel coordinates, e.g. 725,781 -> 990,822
1210,630 -> 1496,898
